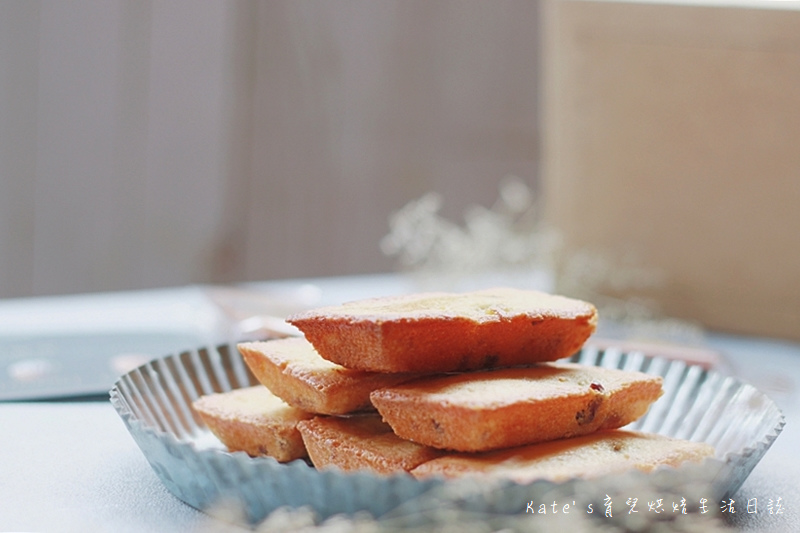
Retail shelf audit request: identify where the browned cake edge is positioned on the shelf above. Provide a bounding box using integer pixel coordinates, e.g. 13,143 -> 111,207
370,367 -> 663,452
238,340 -> 415,415
297,414 -> 444,475
290,313 -> 596,373
192,388 -> 313,462
410,430 -> 716,484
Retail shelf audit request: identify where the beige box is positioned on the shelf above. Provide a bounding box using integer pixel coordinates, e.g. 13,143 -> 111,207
542,0 -> 800,340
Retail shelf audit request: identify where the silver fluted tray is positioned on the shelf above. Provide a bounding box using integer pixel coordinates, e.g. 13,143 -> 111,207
110,343 -> 784,528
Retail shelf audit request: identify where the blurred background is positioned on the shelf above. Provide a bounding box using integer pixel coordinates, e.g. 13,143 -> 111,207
0,0 -> 539,298
1,0 -> 799,340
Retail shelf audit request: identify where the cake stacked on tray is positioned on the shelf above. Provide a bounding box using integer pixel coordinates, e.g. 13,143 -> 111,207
193,288 -> 714,483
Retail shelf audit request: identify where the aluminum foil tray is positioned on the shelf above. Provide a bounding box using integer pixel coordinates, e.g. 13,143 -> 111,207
110,343 -> 784,528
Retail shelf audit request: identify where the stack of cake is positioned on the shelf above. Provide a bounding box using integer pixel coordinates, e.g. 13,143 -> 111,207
193,288 -> 714,483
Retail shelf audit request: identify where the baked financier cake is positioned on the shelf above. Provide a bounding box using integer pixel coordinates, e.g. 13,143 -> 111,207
297,414 -> 444,475
287,288 -> 598,373
411,430 -> 715,484
238,338 -> 417,415
192,385 -> 312,461
370,363 -> 663,452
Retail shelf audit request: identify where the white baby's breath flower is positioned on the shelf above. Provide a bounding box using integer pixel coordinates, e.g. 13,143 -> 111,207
498,175 -> 533,214
380,176 -> 703,344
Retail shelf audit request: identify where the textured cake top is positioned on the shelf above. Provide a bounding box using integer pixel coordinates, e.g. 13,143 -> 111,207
376,362 -> 660,408
288,287 -> 597,324
248,337 -> 344,372
411,430 -> 715,483
192,385 -> 306,424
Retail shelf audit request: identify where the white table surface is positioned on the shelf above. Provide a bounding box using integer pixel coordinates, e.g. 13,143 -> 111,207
1,274 -> 798,532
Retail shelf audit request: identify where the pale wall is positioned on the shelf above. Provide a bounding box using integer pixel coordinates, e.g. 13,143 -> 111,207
0,0 -> 540,298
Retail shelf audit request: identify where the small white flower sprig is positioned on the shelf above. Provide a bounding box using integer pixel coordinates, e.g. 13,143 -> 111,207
380,176 -> 559,291
380,177 -> 704,344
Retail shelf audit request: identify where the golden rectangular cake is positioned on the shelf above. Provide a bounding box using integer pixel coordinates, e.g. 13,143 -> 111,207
287,288 -> 598,373
238,338 -> 417,415
192,385 -> 312,461
370,363 -> 663,452
411,430 -> 715,484
297,414 -> 443,474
